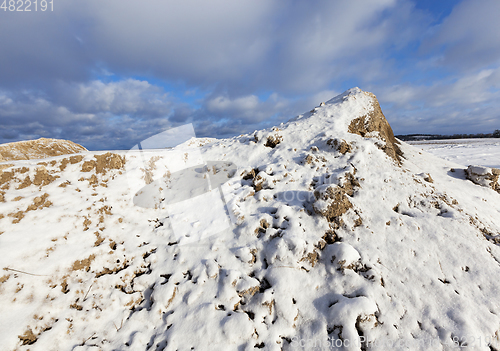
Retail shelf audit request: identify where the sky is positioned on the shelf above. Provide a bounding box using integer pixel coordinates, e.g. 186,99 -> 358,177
1,0 -> 500,150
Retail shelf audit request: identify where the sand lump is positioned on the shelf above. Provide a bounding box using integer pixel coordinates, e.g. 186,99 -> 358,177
466,165 -> 500,193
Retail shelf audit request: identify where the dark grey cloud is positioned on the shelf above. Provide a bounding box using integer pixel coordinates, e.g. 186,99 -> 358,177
0,0 -> 421,92
0,7 -> 92,86
0,75 -> 342,150
0,80 -> 175,149
0,79 -> 293,149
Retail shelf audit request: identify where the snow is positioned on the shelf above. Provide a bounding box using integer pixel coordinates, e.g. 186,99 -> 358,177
1,88 -> 500,350
408,138 -> 500,168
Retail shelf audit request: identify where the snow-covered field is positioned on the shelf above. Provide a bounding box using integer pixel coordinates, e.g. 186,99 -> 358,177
1,89 -> 500,351
408,139 -> 500,169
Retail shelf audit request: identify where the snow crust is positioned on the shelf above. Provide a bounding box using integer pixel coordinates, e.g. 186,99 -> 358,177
1,88 -> 500,350
409,138 -> 500,168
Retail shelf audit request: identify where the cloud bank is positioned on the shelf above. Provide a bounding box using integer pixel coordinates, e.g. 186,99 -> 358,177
0,0 -> 499,149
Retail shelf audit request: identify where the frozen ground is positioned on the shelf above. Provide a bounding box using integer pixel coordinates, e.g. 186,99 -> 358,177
408,139 -> 500,169
1,89 -> 500,351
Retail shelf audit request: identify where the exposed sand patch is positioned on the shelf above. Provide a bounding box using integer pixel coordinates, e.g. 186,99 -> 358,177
264,135 -> 283,148
328,138 -> 352,154
71,254 -> 96,272
81,153 -> 126,174
300,250 -> 319,267
33,167 -> 59,187
314,185 -> 353,222
1,164 -> 62,191
0,163 -> 14,171
141,156 -> 162,185
313,172 -> 360,226
0,170 -> 15,188
59,155 -> 84,172
15,166 -> 59,190
94,231 -> 105,246
8,193 -> 52,223
18,328 -> 37,345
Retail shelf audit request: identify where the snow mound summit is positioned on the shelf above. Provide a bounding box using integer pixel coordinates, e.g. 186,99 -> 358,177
1,88 -> 500,351
288,87 -> 402,163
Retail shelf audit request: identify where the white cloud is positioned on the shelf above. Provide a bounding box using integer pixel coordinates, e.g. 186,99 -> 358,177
55,79 -> 172,116
207,95 -> 260,114
378,67 -> 500,135
380,67 -> 500,109
422,0 -> 500,71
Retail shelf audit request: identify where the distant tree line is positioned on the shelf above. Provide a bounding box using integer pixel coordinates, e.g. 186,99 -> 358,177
397,129 -> 500,141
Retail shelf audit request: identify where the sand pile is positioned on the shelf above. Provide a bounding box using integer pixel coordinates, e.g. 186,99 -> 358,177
0,138 -> 87,161
2,88 -> 500,351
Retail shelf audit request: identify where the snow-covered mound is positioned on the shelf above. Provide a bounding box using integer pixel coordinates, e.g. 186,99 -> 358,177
1,88 -> 500,351
0,137 -> 87,162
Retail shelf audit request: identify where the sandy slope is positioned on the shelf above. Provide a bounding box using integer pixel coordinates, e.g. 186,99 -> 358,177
0,138 -> 87,162
0,88 -> 500,351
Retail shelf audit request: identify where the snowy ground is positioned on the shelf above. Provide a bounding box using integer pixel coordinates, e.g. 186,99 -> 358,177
1,89 -> 500,351
408,139 -> 500,169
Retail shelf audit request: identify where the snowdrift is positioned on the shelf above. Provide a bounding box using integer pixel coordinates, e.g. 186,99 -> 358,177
1,88 -> 500,351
